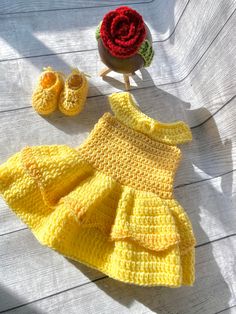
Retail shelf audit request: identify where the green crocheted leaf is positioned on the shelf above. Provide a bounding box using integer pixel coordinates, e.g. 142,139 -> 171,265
95,22 -> 102,40
138,40 -> 154,67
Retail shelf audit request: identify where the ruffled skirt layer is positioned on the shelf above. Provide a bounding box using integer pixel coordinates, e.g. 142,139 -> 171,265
0,145 -> 196,287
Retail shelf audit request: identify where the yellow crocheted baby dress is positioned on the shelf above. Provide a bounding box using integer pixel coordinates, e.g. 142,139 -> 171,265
0,92 -> 196,287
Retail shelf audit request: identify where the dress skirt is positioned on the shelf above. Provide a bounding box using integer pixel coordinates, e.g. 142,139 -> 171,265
0,112 -> 196,287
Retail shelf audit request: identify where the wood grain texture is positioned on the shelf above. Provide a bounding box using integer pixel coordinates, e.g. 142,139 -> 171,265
0,0 -> 235,313
0,0 -> 189,61
0,0 -> 154,14
217,307 -> 236,314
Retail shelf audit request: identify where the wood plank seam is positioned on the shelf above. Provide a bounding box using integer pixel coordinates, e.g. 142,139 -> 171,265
0,48 -> 98,63
215,304 -> 236,314
0,92 -> 235,132
175,168 -> 236,189
191,95 -> 236,129
195,233 -> 236,248
0,227 -> 28,237
0,0 -> 155,16
0,276 -> 107,314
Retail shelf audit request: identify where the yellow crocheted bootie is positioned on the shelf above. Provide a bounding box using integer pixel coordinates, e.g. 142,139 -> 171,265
32,67 -> 64,115
58,68 -> 89,116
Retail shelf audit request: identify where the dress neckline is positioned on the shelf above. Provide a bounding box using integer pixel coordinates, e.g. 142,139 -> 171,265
108,92 -> 192,145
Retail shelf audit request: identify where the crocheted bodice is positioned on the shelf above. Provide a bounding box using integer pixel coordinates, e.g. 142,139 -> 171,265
78,92 -> 192,199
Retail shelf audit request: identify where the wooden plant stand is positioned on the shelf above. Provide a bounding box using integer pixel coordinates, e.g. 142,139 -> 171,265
99,67 -> 133,91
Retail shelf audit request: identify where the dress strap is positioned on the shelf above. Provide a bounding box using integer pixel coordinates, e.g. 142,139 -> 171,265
108,92 -> 192,145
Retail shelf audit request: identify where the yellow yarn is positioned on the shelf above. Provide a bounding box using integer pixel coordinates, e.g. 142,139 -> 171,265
0,92 -> 196,287
32,67 -> 64,115
109,92 -> 192,145
58,69 -> 89,116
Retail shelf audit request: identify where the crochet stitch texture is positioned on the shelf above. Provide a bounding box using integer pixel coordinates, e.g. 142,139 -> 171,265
0,92 -> 196,287
58,69 -> 89,116
96,6 -> 154,67
32,67 -> 64,115
100,6 -> 146,58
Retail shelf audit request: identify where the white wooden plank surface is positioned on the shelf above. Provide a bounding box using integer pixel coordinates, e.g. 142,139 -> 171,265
0,0 -> 189,55
0,0 -> 236,313
0,0 -> 154,14
218,308 -> 236,314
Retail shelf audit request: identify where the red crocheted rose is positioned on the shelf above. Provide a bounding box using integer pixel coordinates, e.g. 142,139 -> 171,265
100,6 -> 146,59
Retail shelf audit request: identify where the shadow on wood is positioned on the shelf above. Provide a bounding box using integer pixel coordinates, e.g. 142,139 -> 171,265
0,284 -> 42,314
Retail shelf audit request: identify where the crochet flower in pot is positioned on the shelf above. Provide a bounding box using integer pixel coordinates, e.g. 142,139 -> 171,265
96,6 -> 154,74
